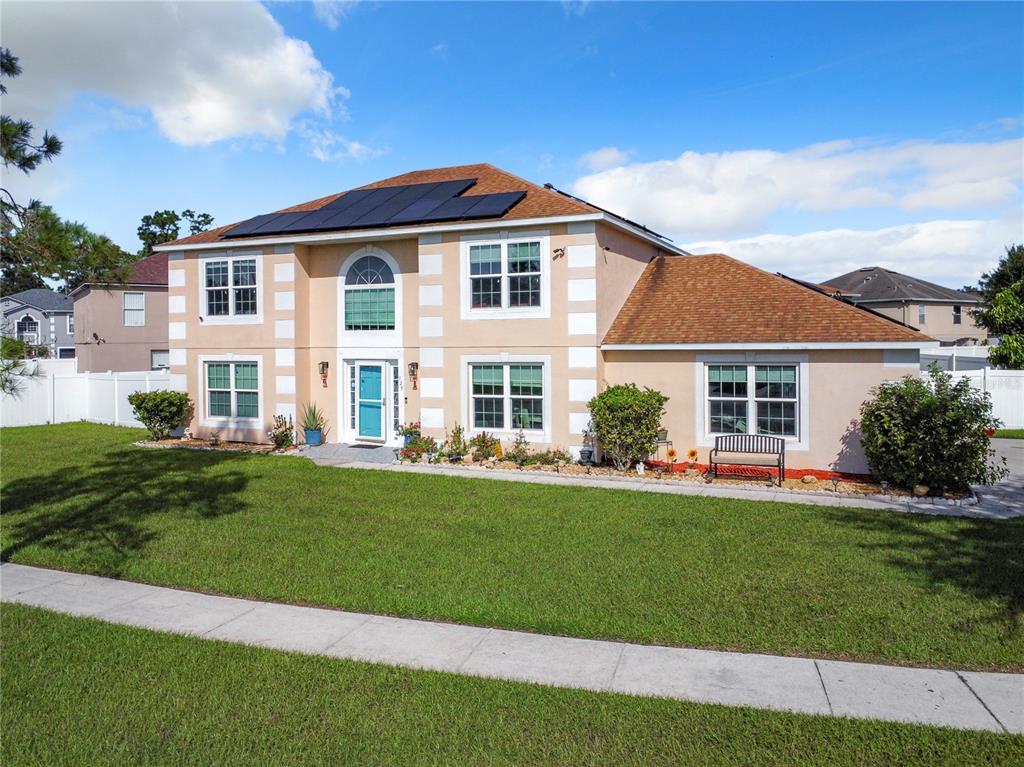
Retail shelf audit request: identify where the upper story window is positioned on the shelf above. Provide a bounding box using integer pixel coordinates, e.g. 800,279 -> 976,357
953,305 -> 962,325
460,232 -> 550,320
123,292 -> 145,326
67,314 -> 75,335
918,304 -> 926,325
16,315 -> 38,344
469,240 -> 542,309
344,255 -> 395,331
205,257 -> 258,318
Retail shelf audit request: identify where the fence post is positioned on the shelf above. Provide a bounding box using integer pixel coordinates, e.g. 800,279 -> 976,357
113,374 -> 120,426
145,373 -> 151,393
47,373 -> 55,424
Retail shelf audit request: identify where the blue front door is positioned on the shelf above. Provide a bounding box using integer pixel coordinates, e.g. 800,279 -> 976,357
358,364 -> 384,439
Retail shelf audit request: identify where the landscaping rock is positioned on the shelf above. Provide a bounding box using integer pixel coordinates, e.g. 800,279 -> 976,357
801,474 -> 816,484
913,485 -> 930,497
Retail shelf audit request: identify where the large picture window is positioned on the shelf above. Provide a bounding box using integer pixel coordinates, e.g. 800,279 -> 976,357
468,238 -> 543,311
344,255 -> 395,330
470,363 -> 544,431
707,363 -> 799,438
15,315 -> 38,345
205,257 -> 258,318
206,361 -> 259,419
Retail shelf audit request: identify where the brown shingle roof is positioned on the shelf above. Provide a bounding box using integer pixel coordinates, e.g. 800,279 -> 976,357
127,251 -> 168,285
164,163 -> 597,247
604,254 -> 928,345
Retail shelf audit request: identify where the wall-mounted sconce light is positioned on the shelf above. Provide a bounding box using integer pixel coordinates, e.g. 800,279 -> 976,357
408,361 -> 419,390
319,361 -> 329,388
552,247 -> 565,260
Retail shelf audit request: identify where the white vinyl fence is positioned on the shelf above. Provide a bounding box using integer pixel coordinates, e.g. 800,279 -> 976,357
950,369 -> 1024,429
1,360 -> 173,429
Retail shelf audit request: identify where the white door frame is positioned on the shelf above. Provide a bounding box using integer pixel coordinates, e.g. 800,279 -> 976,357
338,349 -> 404,446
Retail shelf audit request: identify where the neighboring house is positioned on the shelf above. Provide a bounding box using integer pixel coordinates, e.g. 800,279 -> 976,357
72,252 -> 170,372
154,163 -> 935,473
0,288 -> 76,358
821,267 -> 986,345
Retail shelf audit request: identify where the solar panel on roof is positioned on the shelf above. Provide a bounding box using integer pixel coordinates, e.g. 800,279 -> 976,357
222,178 -> 525,238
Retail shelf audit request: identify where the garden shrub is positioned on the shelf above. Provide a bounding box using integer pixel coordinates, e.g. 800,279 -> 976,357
588,384 -> 668,470
859,365 -> 1008,493
443,424 -> 469,460
267,415 -> 294,450
127,390 -> 195,440
399,435 -> 438,463
469,432 -> 501,462
506,430 -> 531,466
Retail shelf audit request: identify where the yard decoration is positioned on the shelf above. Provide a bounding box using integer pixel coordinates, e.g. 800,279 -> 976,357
587,384 -> 668,470
300,402 -> 327,447
687,448 -> 698,467
666,447 -> 678,465
127,390 -> 195,440
858,365 -> 1008,494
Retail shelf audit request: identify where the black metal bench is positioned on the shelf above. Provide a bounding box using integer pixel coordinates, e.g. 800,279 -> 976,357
709,435 -> 786,487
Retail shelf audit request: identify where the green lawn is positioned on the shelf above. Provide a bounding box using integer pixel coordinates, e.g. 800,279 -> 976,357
2,423 -> 1022,671
3,604 -> 1019,766
995,429 -> 1024,440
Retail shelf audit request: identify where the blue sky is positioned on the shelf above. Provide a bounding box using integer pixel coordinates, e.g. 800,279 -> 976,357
5,1 -> 1022,285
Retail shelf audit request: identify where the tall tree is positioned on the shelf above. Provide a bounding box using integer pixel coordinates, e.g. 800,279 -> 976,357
0,48 -> 63,296
137,208 -> 214,255
978,244 -> 1024,301
978,279 -> 1024,370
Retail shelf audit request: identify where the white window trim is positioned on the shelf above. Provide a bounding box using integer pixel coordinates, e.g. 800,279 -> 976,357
459,230 -> 551,320
196,251 -> 264,326
337,245 -> 403,349
123,291 -> 146,327
953,305 -> 962,325
459,354 -> 552,443
56,346 -> 76,359
694,353 -> 810,451
918,304 -> 927,325
196,354 -> 264,430
150,349 -> 170,370
66,314 -> 75,335
16,314 -> 39,345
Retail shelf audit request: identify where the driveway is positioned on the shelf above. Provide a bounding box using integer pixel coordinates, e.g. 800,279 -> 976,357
973,438 -> 1024,517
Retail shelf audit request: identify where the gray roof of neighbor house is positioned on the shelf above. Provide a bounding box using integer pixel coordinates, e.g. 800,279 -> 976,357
822,267 -> 982,304
2,288 -> 73,313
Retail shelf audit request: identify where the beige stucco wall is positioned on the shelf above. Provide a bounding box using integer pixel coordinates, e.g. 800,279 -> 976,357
868,301 -> 985,344
74,285 -> 168,372
602,348 -> 919,474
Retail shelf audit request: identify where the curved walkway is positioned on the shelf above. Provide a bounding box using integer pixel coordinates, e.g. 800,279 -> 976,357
2,563 -> 1020,734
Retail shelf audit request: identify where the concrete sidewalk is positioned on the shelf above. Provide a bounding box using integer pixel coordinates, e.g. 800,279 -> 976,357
2,563 -> 1020,734
305,456 -> 1023,520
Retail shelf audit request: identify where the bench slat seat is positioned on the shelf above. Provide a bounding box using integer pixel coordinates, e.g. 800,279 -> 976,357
709,435 -> 786,486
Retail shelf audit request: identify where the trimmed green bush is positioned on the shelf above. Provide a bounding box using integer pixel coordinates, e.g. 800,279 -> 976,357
588,384 -> 668,470
859,365 -> 1008,493
127,390 -> 195,440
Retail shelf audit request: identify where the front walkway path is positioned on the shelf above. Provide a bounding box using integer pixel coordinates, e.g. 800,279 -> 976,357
3,563 -> 1020,734
305,455 -> 1023,520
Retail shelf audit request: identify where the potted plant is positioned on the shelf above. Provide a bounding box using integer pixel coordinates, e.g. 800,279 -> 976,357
579,425 -> 595,465
399,421 -> 421,446
300,402 -> 327,447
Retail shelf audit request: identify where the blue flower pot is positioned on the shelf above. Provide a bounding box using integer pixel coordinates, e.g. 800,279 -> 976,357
304,428 -> 322,447
404,434 -> 415,446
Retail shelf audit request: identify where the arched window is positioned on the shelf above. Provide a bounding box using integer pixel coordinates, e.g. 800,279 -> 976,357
344,255 -> 396,330
16,315 -> 39,345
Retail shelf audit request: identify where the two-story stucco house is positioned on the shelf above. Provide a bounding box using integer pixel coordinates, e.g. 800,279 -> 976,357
822,267 -> 986,346
155,163 -> 935,474
0,288 -> 76,358
72,252 -> 170,372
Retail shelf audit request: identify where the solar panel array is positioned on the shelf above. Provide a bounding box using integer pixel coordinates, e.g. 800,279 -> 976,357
223,179 -> 526,239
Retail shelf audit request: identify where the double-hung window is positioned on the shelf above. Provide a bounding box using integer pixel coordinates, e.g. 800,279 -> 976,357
206,361 -> 259,420
16,315 -> 38,345
67,314 -> 75,335
205,257 -> 258,318
707,363 -> 799,439
470,363 -> 544,432
123,292 -> 145,326
953,305 -> 962,325
468,238 -> 543,311
918,304 -> 926,325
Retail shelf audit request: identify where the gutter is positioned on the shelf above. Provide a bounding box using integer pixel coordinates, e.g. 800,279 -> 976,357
154,212 -> 691,257
601,341 -> 941,351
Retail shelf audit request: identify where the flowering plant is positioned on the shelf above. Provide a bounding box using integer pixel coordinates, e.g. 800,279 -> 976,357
666,447 -> 678,465
687,448 -> 699,468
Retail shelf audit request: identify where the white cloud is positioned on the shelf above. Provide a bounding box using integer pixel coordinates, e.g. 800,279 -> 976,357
572,137 -> 1023,240
4,1 -> 345,146
561,0 -> 592,17
312,0 -> 359,30
578,146 -> 634,172
685,215 -> 1024,287
299,125 -> 389,163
